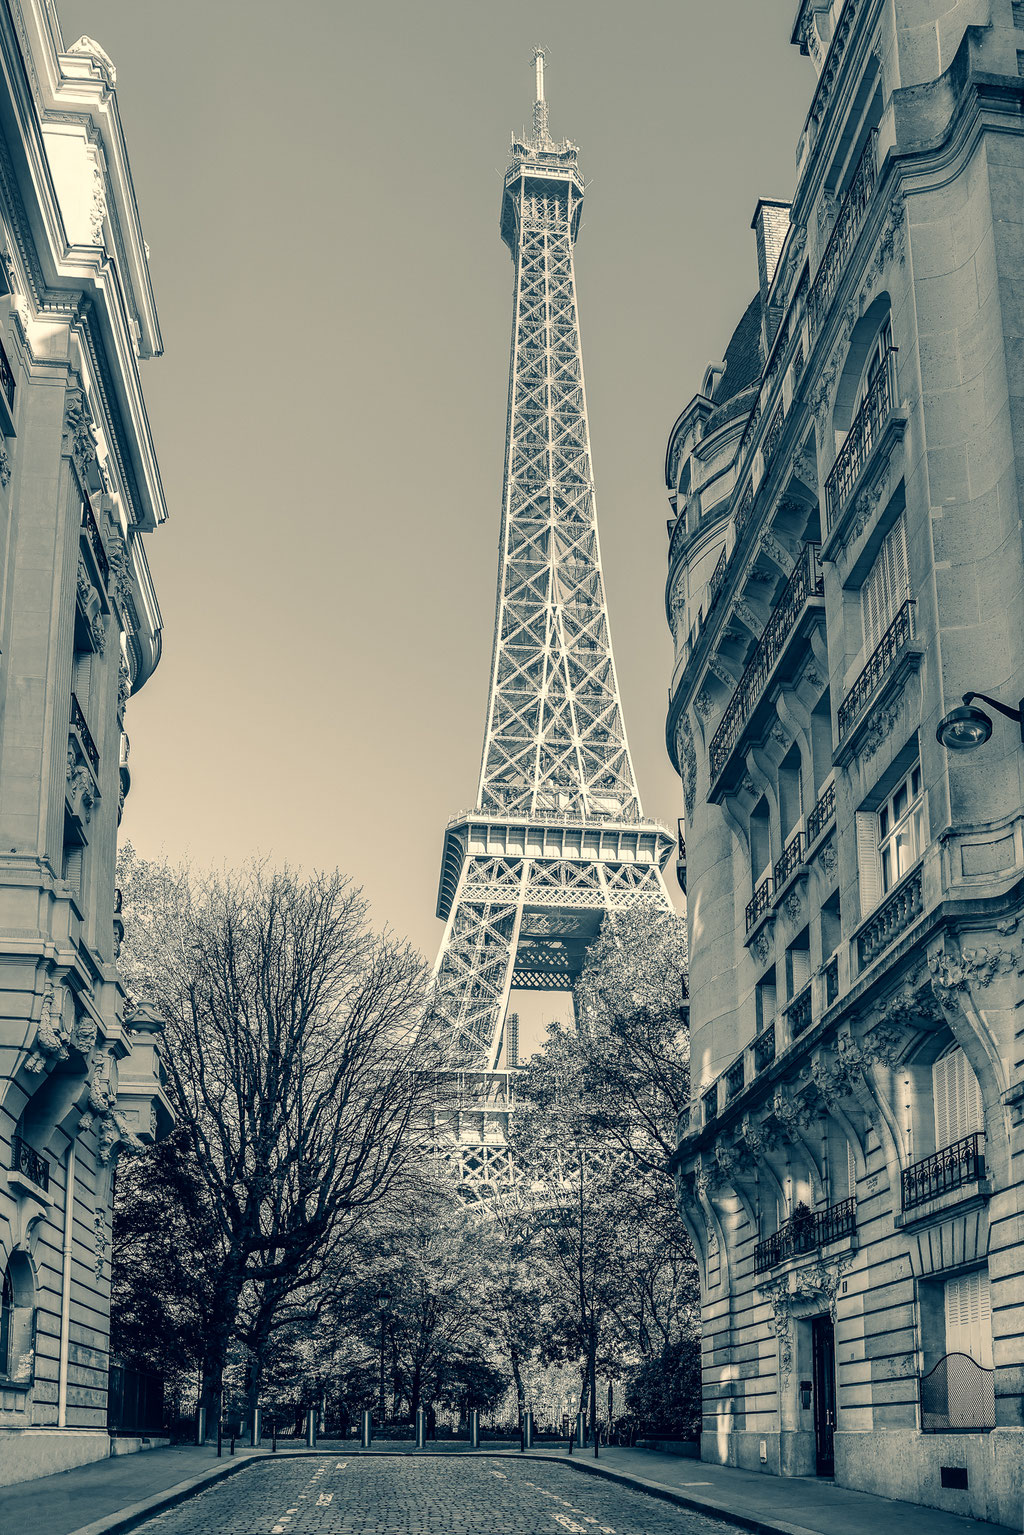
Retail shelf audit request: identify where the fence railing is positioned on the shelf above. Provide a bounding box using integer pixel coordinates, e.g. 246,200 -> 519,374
725,1057 -> 745,1103
774,831 -> 803,891
710,543 -> 824,782
754,1197 -> 856,1274
0,333 -> 15,411
825,346 -> 898,529
107,1362 -> 165,1435
857,862 -> 923,969
81,499 -> 110,587
754,1023 -> 776,1074
837,599 -> 916,742
11,1134 -> 49,1192
806,781 -> 836,846
920,1352 -> 995,1432
70,693 -> 100,773
704,545 -> 728,622
902,1132 -> 985,1211
746,875 -> 773,933
787,984 -> 813,1039
808,130 -> 877,338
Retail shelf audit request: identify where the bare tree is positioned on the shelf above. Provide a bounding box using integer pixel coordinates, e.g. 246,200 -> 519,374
117,848 -> 437,1431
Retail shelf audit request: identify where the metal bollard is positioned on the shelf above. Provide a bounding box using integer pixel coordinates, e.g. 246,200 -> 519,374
272,1419 -> 278,1453
305,1408 -> 317,1448
415,1407 -> 426,1449
250,1405 -> 261,1448
196,1405 -> 206,1446
523,1409 -> 533,1450
470,1409 -> 480,1449
576,1411 -> 586,1449
361,1408 -> 372,1449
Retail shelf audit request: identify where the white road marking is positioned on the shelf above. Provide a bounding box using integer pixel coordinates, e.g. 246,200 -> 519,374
316,1492 -> 334,1505
551,1517 -> 589,1533
335,1461 -> 348,1469
490,1470 -> 507,1479
679,1481 -> 713,1486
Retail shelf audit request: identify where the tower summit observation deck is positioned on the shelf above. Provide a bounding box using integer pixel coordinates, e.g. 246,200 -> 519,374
431,53 -> 674,1095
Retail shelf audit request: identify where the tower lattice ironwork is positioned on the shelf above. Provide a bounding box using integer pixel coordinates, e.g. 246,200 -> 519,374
431,54 -> 673,1193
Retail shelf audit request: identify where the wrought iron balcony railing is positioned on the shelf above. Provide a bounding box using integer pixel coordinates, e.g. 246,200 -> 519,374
11,1134 -> 49,1192
81,499 -> 110,587
754,1023 -> 776,1074
787,984 -> 813,1039
762,405 -> 784,472
70,693 -> 99,773
0,333 -> 15,412
902,1132 -> 985,1212
920,1352 -> 995,1433
702,1086 -> 718,1125
754,1197 -> 856,1274
705,546 -> 728,621
710,543 -> 824,783
774,830 -> 803,891
837,599 -> 916,741
808,130 -> 877,338
858,863 -> 923,969
825,346 -> 898,530
746,875 -> 773,934
806,781 -> 836,846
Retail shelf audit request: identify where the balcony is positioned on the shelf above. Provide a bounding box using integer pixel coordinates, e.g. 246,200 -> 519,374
709,543 -> 825,790
702,1086 -> 718,1126
11,1135 -> 49,1193
808,130 -> 877,339
823,953 -> 839,1009
773,830 -> 803,892
825,346 -> 898,531
81,499 -> 109,587
70,693 -> 99,773
857,862 -> 923,969
725,1057 -> 745,1104
754,1023 -> 776,1074
806,780 -> 835,847
0,333 -> 15,414
746,875 -> 773,934
787,983 -> 813,1039
675,818 -> 686,896
704,546 -> 728,621
754,1196 -> 856,1275
902,1132 -> 985,1212
837,599 -> 918,745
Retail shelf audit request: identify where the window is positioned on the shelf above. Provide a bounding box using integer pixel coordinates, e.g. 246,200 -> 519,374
861,509 -> 909,654
933,1045 -> 984,1150
878,760 -> 925,893
0,1265 -> 11,1377
859,318 -> 893,405
945,1271 -> 993,1369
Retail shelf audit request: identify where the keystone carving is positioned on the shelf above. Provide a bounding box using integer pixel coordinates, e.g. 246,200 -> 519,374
63,387 -> 97,474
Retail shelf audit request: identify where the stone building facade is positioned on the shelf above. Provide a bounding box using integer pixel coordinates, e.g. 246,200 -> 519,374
0,2 -> 171,1486
665,0 -> 1024,1522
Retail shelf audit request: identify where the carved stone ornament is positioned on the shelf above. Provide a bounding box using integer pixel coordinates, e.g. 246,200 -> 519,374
117,654 -> 132,717
929,936 -> 1018,1005
819,837 -> 838,875
759,531 -> 795,575
791,1254 -> 852,1320
66,742 -> 96,823
25,982 -> 72,1073
676,716 -> 697,819
694,687 -> 713,719
759,1276 -> 795,1378
713,1139 -> 740,1182
753,926 -> 773,965
739,773 -> 757,799
76,556 -> 92,610
63,387 -> 97,474
0,443 -> 10,490
771,1086 -> 815,1139
740,1112 -> 777,1159
865,193 -> 907,288
812,319 -> 854,434
794,442 -> 819,492
803,664 -> 825,693
89,609 -> 106,654
78,1052 -> 142,1164
769,722 -> 790,751
860,697 -> 902,761
783,889 -> 803,923
89,164 -> 106,244
106,531 -> 133,610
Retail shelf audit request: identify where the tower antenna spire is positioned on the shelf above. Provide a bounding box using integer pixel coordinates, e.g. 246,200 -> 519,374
531,45 -> 552,148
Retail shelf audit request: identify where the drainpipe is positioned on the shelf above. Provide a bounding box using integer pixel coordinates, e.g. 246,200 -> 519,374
57,1141 -> 75,1428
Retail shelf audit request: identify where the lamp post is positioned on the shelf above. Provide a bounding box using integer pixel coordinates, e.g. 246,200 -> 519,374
937,692 -> 1024,752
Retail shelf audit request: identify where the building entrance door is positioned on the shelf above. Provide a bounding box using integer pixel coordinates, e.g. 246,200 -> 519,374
812,1314 -> 836,1476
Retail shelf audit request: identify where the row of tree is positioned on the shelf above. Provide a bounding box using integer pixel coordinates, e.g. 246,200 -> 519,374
112,851 -> 701,1440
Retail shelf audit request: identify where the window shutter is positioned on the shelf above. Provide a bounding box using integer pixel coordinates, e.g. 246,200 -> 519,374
856,811 -> 882,917
944,1271 -> 992,1368
861,514 -> 909,652
933,1046 -> 984,1148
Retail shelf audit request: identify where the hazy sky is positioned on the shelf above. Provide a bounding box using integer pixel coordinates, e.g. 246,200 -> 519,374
59,0 -> 810,960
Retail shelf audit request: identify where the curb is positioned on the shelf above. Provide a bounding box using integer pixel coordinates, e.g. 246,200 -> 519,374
64,1455 -> 258,1535
551,1456 -> 823,1535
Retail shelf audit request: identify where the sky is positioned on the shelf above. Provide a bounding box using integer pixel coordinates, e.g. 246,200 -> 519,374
59,0 -> 811,962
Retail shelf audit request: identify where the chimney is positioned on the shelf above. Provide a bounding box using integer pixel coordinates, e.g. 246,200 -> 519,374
752,198 -> 792,350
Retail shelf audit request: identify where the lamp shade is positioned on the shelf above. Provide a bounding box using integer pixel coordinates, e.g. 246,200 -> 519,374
936,704 -> 993,751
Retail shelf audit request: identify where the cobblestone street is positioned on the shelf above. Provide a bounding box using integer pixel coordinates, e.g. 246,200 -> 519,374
133,1456 -> 729,1535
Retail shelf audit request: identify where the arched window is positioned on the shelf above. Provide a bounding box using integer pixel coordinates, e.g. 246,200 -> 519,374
0,1253 -> 35,1385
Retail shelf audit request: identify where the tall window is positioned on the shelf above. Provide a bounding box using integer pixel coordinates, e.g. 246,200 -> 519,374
878,760 -> 925,894
860,318 -> 893,403
861,511 -> 909,653
933,1044 -> 984,1150
0,1264 -> 12,1377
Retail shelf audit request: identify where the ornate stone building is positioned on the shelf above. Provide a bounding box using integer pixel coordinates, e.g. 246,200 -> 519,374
665,0 -> 1024,1520
0,3 -> 171,1486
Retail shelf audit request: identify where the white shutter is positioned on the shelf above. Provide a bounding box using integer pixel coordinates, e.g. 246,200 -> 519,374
944,1272 -> 992,1368
856,810 -> 882,917
933,1047 -> 984,1148
861,515 -> 909,651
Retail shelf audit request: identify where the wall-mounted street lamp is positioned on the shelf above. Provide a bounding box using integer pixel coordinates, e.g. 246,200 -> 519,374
936,692 -> 1024,752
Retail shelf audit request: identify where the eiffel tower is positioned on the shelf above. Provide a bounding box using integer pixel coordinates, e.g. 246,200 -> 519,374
431,53 -> 673,1195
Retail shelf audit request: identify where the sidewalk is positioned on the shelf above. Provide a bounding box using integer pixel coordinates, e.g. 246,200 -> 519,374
0,1438 -> 1016,1535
